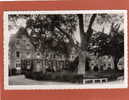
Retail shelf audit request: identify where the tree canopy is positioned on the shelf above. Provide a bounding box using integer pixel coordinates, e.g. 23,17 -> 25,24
8,13 -> 124,58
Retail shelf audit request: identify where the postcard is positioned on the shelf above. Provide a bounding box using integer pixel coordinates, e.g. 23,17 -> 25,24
3,10 -> 128,90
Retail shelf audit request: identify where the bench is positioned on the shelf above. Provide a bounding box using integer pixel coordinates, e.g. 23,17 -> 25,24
83,78 -> 108,84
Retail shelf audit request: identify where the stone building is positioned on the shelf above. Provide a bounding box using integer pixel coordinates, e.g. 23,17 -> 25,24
9,33 -> 78,74
100,55 -> 114,70
9,34 -> 34,74
88,53 -> 115,72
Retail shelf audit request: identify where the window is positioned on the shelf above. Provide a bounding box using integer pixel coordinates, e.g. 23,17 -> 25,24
103,64 -> 106,66
16,51 -> 20,58
91,64 -> 94,66
16,63 -> 20,67
15,40 -> 20,48
27,52 -> 30,55
37,53 -> 40,56
16,40 -> 19,44
23,39 -> 26,43
26,43 -> 31,49
26,43 -> 30,46
53,54 -> 56,59
108,63 -> 111,66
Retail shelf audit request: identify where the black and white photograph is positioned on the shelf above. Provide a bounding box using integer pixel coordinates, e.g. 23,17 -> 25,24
4,10 -> 128,89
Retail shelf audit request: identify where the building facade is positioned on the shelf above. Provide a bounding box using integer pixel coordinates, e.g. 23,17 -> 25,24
88,53 -> 115,72
9,34 -> 34,74
9,33 -> 78,75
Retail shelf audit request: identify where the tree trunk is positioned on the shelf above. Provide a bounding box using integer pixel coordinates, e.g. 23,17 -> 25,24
77,14 -> 87,74
77,14 -> 96,75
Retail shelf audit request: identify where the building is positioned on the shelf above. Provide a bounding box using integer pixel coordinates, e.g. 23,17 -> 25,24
88,53 -> 115,72
99,55 -> 114,71
9,34 -> 34,74
9,32 -> 78,75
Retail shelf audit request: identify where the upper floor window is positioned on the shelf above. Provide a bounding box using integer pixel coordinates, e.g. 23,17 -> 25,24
16,39 -> 20,44
16,51 -> 20,58
26,43 -> 31,49
15,40 -> 20,48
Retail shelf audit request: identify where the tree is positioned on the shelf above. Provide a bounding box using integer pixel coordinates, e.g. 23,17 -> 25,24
77,14 -> 97,74
9,14 -> 97,74
109,23 -> 124,70
9,13 -> 124,74
77,14 -> 124,73
87,22 -> 124,71
25,15 -> 78,56
87,32 -> 110,56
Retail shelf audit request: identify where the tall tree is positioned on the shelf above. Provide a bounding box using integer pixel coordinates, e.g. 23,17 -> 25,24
24,14 -> 78,56
77,14 -> 97,74
9,13 -> 124,74
9,14 -> 97,74
109,23 -> 124,70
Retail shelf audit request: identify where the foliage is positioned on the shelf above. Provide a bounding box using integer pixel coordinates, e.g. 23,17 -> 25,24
9,14 -> 79,55
87,22 -> 124,70
9,13 -> 124,70
26,15 -> 78,54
